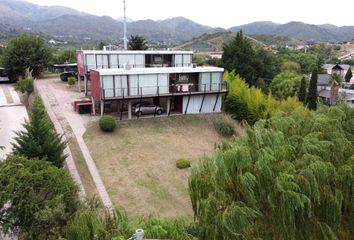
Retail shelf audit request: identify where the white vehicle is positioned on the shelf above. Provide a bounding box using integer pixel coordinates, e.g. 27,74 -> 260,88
0,68 -> 9,82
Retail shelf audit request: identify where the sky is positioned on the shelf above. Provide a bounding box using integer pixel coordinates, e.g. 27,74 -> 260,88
25,0 -> 354,28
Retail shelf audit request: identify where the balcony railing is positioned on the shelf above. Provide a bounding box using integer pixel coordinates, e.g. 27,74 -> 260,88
102,83 -> 227,99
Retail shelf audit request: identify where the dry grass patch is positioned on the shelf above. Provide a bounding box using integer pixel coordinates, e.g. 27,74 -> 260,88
84,114 -> 228,217
67,137 -> 99,199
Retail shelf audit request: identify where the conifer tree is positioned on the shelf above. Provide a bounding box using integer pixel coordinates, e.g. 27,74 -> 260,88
12,97 -> 66,167
298,76 -> 307,103
307,69 -> 318,110
345,67 -> 353,83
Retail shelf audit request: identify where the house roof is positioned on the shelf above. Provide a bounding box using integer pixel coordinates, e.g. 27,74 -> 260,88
317,74 -> 331,86
319,89 -> 354,101
94,66 -> 224,76
77,50 -> 193,55
322,64 -> 351,72
332,64 -> 344,71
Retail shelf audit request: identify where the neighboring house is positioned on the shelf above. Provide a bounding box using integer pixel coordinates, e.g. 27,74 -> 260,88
208,51 -> 223,59
317,74 -> 331,90
77,50 -> 226,119
319,88 -> 354,107
48,39 -> 56,45
322,64 -> 350,77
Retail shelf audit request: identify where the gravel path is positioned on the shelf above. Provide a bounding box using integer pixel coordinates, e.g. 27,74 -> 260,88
35,79 -> 113,208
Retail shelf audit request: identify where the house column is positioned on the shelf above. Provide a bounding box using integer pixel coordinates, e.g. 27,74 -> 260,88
100,100 -> 104,116
77,74 -> 81,93
166,97 -> 171,115
84,75 -> 88,96
91,97 -> 96,115
128,101 -> 132,119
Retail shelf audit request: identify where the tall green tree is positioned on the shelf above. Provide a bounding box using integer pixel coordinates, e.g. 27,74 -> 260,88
221,31 -> 258,84
345,67 -> 353,83
221,31 -> 278,85
307,69 -> 318,110
128,35 -> 148,50
54,49 -> 77,64
298,76 -> 307,103
12,97 -> 66,167
1,34 -> 52,81
0,155 -> 79,239
270,71 -> 302,100
189,105 -> 354,240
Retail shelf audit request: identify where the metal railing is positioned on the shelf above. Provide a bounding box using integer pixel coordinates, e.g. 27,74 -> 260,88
102,83 -> 226,99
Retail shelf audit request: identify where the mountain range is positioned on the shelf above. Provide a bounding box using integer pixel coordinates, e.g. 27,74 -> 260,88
1,0 -> 354,43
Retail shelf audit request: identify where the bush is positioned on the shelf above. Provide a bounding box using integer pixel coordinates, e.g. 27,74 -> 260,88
214,115 -> 236,137
68,77 -> 76,86
176,158 -> 191,169
14,77 -> 34,94
99,116 -> 117,132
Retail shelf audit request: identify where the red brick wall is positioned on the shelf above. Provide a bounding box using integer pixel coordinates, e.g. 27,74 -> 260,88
90,70 -> 101,101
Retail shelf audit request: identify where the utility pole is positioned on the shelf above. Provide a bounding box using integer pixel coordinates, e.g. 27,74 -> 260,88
123,0 -> 128,50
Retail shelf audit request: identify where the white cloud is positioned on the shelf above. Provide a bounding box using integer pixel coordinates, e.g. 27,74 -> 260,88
25,0 -> 354,28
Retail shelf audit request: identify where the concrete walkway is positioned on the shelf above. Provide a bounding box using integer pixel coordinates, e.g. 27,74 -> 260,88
0,84 -> 27,160
35,79 -> 113,208
35,81 -> 86,198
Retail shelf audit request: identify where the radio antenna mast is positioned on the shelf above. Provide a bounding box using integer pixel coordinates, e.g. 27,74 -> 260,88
123,0 -> 128,50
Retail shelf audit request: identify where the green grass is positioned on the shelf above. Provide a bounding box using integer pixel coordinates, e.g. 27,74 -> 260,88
84,114 -> 227,217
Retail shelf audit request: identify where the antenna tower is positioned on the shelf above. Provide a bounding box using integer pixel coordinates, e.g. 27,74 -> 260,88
123,0 -> 127,50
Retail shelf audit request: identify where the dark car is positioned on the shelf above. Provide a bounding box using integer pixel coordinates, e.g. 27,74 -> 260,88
0,68 -> 9,82
60,71 -> 77,82
132,101 -> 164,116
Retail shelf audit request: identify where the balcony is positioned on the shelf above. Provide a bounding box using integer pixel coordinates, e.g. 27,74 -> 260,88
102,83 -> 228,100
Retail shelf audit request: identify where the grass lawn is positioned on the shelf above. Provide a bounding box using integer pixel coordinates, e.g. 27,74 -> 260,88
84,114 -> 231,217
67,137 -> 99,199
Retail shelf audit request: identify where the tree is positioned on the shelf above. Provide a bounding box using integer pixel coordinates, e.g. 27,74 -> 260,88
221,31 -> 258,85
97,41 -> 108,51
0,155 -> 79,239
128,35 -> 148,50
189,105 -> 354,239
14,77 -> 34,95
270,71 -> 302,100
54,49 -> 76,64
307,69 -> 318,110
280,61 -> 301,73
345,67 -> 353,83
221,31 -> 278,85
298,76 -> 307,103
12,96 -> 66,167
1,34 -> 52,81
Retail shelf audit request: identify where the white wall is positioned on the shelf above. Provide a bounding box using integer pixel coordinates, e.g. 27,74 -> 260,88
183,94 -> 222,114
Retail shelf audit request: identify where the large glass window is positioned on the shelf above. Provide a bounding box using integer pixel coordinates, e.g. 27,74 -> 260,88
183,54 -> 192,66
110,54 -> 119,68
129,75 -> 139,96
200,73 -> 211,91
158,74 -> 169,94
102,55 -> 109,68
174,54 -> 183,67
86,54 -> 96,71
96,55 -> 103,69
211,72 -> 222,90
135,55 -> 144,68
114,76 -> 128,96
119,55 -> 129,67
102,75 -> 114,98
139,74 -> 158,95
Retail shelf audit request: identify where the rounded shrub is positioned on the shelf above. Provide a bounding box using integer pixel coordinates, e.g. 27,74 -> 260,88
68,77 -> 76,86
213,115 -> 236,137
176,158 -> 191,169
99,116 -> 117,132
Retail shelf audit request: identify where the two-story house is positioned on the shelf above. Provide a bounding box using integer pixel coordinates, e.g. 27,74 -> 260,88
76,50 -> 226,119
